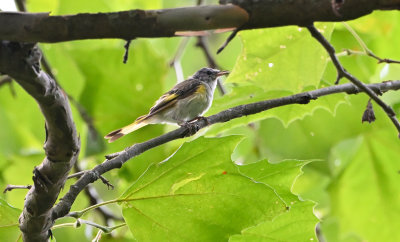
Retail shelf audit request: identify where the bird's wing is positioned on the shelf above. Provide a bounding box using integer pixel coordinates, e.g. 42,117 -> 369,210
147,79 -> 203,116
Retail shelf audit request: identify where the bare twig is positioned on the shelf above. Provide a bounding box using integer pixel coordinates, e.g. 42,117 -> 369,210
67,171 -> 85,179
123,39 -> 132,64
68,169 -> 114,189
307,25 -> 400,137
52,80 -> 400,220
76,219 -> 126,233
14,0 -> 26,12
196,36 -> 226,95
3,184 -> 32,193
0,75 -> 12,86
217,27 -> 240,54
0,75 -> 16,96
71,162 -> 121,223
339,22 -> 400,64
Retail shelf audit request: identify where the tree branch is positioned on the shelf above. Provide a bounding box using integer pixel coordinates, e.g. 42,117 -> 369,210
3,184 -> 32,193
52,80 -> 400,220
1,0 -> 399,43
307,25 -> 400,136
0,5 -> 248,42
0,41 -> 80,241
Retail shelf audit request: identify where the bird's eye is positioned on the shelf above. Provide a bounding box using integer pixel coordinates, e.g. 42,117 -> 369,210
207,70 -> 212,75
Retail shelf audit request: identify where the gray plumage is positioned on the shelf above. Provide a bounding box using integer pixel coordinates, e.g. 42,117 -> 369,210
105,67 -> 228,142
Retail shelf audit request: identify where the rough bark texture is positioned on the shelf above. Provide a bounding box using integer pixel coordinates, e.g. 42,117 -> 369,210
0,5 -> 249,42
0,0 -> 399,43
0,41 -> 80,241
220,0 -> 400,28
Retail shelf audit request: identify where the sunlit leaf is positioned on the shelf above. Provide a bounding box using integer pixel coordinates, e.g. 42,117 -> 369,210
226,23 -> 334,92
121,136 -> 287,241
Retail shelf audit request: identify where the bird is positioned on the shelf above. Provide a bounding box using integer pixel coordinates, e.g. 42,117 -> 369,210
104,67 -> 229,143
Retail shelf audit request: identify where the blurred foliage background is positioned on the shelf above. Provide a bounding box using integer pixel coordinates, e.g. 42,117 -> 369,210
0,0 -> 400,241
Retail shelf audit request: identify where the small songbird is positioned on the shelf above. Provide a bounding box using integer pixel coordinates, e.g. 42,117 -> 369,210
105,67 -> 229,142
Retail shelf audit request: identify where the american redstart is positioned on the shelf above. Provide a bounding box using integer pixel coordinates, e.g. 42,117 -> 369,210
105,67 -> 229,142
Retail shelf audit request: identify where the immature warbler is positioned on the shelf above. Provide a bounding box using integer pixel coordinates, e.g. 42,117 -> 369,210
105,67 -> 229,142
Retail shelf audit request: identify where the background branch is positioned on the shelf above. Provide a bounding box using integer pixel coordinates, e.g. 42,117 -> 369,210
52,80 -> 400,220
307,25 -> 400,136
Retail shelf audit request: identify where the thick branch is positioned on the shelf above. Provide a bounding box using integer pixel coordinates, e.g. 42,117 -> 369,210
0,5 -> 248,42
52,80 -> 400,219
221,0 -> 400,28
1,0 -> 400,43
0,41 -> 80,241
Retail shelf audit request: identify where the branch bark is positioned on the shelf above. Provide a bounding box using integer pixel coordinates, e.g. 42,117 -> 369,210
0,41 -> 80,241
52,80 -> 400,220
0,0 -> 399,43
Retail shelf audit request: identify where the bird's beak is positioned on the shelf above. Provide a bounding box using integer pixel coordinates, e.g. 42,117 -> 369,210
217,70 -> 230,77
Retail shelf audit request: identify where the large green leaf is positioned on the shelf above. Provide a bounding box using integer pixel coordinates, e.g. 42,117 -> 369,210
325,131 -> 400,241
121,136 -> 287,241
0,198 -> 21,241
226,23 -> 334,92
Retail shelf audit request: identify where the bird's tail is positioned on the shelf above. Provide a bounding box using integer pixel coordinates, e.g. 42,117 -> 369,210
104,115 -> 150,143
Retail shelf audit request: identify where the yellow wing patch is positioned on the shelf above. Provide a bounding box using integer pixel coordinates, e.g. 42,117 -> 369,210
195,84 -> 207,95
161,93 -> 178,102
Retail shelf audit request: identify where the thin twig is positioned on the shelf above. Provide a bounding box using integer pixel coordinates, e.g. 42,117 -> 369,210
123,39 -> 132,64
72,162 -> 122,223
52,80 -> 400,220
67,171 -> 85,179
0,75 -> 16,96
307,25 -> 400,137
0,75 -> 12,87
196,36 -> 226,95
217,27 -> 240,54
3,184 -> 32,193
77,219 -> 126,233
14,0 -> 26,12
68,169 -> 114,189
341,22 -> 400,64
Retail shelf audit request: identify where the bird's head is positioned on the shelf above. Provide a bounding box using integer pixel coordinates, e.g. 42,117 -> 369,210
192,67 -> 229,83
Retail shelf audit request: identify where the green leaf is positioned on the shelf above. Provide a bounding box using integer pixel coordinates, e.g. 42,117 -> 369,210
233,160 -> 318,241
0,198 -> 21,241
121,136 -> 287,241
229,201 -> 317,242
227,23 -> 335,92
325,131 -> 400,241
238,159 -> 311,205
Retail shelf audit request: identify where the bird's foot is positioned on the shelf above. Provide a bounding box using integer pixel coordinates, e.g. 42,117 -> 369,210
179,121 -> 200,137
